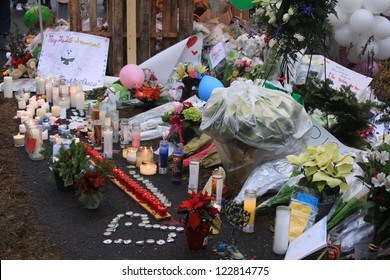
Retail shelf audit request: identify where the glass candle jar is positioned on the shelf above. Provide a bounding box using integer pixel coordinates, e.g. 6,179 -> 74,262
136,146 -> 154,168
120,119 -> 130,148
243,189 -> 256,233
171,150 -> 184,185
27,124 -> 44,160
272,205 -> 291,255
159,140 -> 169,174
131,122 -> 141,148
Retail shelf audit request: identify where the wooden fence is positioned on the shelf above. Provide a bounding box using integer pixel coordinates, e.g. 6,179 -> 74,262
69,0 -> 194,76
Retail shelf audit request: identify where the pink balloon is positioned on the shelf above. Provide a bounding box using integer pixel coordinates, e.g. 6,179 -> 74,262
353,60 -> 380,77
119,64 -> 145,89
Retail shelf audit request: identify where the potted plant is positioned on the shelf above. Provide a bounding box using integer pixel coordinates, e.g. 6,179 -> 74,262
286,141 -> 354,220
177,190 -> 220,250
52,140 -> 90,191
75,157 -> 116,209
354,142 -> 390,258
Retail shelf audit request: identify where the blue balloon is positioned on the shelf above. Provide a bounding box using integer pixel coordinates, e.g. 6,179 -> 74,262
198,76 -> 224,101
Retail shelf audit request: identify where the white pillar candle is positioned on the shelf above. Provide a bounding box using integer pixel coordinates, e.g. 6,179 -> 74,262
60,84 -> 68,96
60,107 -> 67,119
3,76 -> 13,98
17,110 -> 26,118
99,109 -> 107,121
45,81 -> 52,103
140,162 -> 157,175
103,127 -> 113,158
36,77 -> 45,95
243,189 -> 256,233
29,100 -> 38,109
273,206 -> 291,255
188,158 -> 200,193
70,85 -> 77,108
19,124 -> 26,133
42,129 -> 49,140
58,98 -> 70,109
51,105 -> 61,117
28,126 -> 44,160
41,102 -> 50,112
52,87 -> 59,106
36,108 -> 46,117
18,100 -> 26,109
75,91 -> 85,110
212,169 -> 224,207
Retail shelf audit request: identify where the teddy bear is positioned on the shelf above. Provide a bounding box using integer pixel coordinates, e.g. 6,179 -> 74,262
9,58 -> 37,79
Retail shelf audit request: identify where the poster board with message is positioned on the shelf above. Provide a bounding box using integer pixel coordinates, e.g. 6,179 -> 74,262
37,32 -> 109,90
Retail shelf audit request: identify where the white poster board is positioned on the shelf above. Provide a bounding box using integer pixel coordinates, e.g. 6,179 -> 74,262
37,31 -> 109,90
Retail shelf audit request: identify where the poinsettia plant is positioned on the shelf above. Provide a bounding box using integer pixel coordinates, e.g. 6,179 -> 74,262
177,190 -> 220,231
75,158 -> 116,207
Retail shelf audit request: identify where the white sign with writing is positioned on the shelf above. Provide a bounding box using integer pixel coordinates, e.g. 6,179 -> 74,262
38,31 -> 109,90
322,58 -> 372,95
208,41 -> 226,70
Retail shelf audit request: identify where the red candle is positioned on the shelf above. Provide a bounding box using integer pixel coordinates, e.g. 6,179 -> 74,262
157,205 -> 168,216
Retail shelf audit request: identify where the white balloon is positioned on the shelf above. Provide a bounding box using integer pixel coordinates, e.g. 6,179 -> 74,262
383,6 -> 390,16
373,16 -> 390,40
363,0 -> 390,14
334,25 -> 356,47
328,6 -> 348,28
355,37 -> 379,58
376,36 -> 390,59
339,0 -> 363,13
347,44 -> 360,63
349,9 -> 375,33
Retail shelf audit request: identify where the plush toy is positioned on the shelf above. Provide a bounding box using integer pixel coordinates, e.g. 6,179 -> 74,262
25,58 -> 37,78
9,58 -> 37,79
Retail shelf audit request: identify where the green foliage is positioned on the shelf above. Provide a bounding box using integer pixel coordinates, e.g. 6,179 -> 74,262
52,140 -> 90,186
293,73 -> 373,148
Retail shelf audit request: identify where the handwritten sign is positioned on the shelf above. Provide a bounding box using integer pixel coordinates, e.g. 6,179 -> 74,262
322,58 -> 372,95
208,41 -> 226,70
37,32 -> 109,90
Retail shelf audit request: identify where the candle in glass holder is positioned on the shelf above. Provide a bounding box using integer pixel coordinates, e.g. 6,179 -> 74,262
243,189 -> 256,233
75,91 -> 85,110
36,108 -> 46,117
13,133 -> 25,147
52,87 -> 59,106
70,85 -> 77,108
272,205 -> 291,255
131,123 -> 140,148
103,126 -> 113,158
126,147 -> 138,164
212,168 -> 224,207
140,162 -> 157,176
42,129 -> 49,140
171,150 -> 184,185
136,146 -> 153,168
45,79 -> 53,103
159,140 -> 169,174
36,76 -> 45,95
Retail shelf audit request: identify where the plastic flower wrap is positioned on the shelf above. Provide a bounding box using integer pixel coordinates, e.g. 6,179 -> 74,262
200,79 -> 312,185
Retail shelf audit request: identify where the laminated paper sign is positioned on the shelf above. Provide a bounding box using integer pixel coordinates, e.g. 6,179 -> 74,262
38,31 -> 110,90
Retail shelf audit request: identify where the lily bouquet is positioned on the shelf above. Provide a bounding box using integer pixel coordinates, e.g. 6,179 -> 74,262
172,62 -> 208,89
355,142 -> 390,252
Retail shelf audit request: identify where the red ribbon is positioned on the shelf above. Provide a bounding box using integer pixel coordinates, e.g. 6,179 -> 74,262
167,115 -> 185,143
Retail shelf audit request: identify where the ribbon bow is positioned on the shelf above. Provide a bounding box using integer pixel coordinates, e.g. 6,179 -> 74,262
167,115 -> 185,143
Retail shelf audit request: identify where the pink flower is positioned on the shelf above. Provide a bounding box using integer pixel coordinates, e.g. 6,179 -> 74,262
174,103 -> 183,114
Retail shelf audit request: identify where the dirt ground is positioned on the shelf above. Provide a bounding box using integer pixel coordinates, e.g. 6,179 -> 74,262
0,95 -> 61,259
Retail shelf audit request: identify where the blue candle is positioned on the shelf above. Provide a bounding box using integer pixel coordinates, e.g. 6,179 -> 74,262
159,140 -> 169,174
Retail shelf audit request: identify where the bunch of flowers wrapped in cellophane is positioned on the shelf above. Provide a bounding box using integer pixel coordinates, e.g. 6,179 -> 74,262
172,62 -> 208,90
355,142 -> 390,253
162,101 -> 202,144
135,82 -> 165,106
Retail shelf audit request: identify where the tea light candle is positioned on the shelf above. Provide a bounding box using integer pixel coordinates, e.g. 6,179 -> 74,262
36,108 -> 46,117
58,124 -> 67,135
126,147 -> 138,164
19,124 -> 26,133
273,206 -> 291,255
136,146 -> 153,168
42,129 -> 49,140
52,87 -> 59,106
3,76 -> 13,98
243,189 -> 256,233
140,162 -> 157,176
18,100 -> 26,109
51,105 -> 60,117
13,133 -> 25,147
75,91 -> 85,110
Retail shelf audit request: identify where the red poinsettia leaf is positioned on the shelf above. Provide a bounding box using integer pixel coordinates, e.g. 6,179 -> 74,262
178,200 -> 193,210
189,211 -> 201,230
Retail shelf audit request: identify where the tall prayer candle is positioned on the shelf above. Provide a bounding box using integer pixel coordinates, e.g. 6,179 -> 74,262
273,206 -> 291,255
131,123 -> 141,148
188,157 -> 200,193
103,126 -> 113,158
75,91 -> 85,110
243,189 -> 256,233
159,140 -> 169,174
52,87 -> 59,106
70,85 -> 77,108
45,80 -> 53,103
51,105 -> 61,117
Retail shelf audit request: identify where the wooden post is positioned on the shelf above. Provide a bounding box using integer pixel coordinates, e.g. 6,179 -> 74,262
69,0 -> 81,32
137,0 -> 151,64
109,0 -> 124,76
178,0 -> 193,42
127,0 -> 137,64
